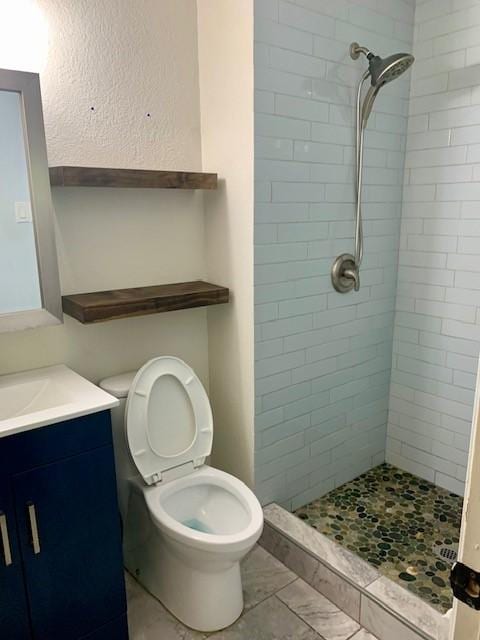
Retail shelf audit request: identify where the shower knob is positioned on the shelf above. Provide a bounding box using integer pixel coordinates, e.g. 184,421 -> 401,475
331,254 -> 359,293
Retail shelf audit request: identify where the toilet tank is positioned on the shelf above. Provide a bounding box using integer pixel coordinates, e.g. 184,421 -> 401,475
99,371 -> 137,524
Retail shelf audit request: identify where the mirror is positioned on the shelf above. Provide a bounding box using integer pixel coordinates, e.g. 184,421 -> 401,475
0,69 -> 61,332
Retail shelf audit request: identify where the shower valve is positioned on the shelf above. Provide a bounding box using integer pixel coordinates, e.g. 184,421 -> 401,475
331,254 -> 359,294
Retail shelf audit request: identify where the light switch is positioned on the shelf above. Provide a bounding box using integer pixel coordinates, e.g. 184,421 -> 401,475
15,201 -> 32,223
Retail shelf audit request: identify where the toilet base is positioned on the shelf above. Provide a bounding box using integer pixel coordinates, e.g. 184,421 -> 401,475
124,491 -> 245,632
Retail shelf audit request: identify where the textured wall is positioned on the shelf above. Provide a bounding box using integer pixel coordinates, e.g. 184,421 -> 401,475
254,0 -> 415,510
39,0 -> 202,170
387,0 -> 480,496
0,0 -> 210,389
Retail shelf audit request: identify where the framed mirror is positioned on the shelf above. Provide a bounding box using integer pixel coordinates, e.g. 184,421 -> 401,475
0,68 -> 62,332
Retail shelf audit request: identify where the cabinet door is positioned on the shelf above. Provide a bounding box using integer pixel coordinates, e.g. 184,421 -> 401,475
0,484 -> 31,639
14,446 -> 126,640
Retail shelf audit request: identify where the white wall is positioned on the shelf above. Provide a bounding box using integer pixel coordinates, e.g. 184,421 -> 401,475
197,0 -> 255,487
0,0 -> 210,389
253,0 -> 415,509
40,0 -> 203,170
387,0 -> 480,496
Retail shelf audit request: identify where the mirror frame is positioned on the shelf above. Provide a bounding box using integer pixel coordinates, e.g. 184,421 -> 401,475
0,68 -> 62,332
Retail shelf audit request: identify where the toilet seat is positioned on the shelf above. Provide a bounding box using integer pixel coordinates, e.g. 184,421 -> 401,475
125,357 -> 213,485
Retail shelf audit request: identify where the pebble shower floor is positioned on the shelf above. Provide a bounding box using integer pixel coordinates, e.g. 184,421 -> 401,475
294,463 -> 463,612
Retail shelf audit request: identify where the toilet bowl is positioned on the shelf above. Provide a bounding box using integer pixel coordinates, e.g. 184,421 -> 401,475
100,357 -> 263,632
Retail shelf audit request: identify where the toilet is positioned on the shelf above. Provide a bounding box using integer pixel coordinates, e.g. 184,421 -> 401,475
100,356 -> 263,632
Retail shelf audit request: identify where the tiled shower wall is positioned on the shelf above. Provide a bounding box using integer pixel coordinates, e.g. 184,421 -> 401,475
254,0 -> 415,509
386,0 -> 480,497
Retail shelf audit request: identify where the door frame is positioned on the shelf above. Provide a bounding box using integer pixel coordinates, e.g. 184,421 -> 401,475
450,358 -> 480,639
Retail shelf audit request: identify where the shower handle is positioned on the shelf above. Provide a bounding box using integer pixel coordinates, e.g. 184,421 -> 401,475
331,254 -> 359,293
344,267 -> 360,292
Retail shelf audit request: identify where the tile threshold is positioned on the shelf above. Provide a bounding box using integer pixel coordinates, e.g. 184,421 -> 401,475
260,504 -> 450,640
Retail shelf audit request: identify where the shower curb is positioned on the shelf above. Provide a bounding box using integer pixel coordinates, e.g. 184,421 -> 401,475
260,504 -> 449,640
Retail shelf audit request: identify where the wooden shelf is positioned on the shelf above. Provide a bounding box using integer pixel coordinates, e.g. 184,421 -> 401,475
49,166 -> 217,190
62,281 -> 229,324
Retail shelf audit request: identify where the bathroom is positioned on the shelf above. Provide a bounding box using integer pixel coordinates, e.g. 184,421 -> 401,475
0,0 -> 479,639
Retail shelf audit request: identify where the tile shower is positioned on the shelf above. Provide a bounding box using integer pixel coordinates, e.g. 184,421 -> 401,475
254,0 -> 480,614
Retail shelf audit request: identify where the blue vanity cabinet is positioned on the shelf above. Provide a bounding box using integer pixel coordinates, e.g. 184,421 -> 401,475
0,483 -> 31,639
0,410 -> 128,640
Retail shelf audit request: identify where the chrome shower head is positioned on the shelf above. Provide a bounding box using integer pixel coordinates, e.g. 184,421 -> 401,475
350,42 -> 414,125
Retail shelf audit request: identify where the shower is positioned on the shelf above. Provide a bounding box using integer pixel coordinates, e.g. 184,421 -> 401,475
331,42 -> 414,293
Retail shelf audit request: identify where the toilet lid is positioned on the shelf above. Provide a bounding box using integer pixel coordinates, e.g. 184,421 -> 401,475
125,357 -> 213,485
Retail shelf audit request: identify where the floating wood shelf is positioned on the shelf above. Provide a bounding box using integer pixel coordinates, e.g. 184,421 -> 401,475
49,166 -> 218,190
62,280 -> 229,324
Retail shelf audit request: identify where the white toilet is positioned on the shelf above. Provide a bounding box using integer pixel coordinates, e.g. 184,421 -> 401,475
100,356 -> 263,632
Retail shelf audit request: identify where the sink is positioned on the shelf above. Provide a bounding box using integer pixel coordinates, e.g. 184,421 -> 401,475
0,365 -> 119,438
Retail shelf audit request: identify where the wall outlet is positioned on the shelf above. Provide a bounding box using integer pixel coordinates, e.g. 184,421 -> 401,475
15,201 -> 32,223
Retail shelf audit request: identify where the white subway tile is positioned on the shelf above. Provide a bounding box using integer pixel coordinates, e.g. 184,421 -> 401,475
269,46 -> 327,78
445,286 -> 480,306
419,6 -> 480,41
406,129 -> 450,151
435,472 -> 465,495
430,105 -> 480,130
457,237 -> 480,254
256,136 -> 293,160
272,181 -> 326,202
443,318 -> 480,342
255,17 -> 313,54
454,370 -> 477,389
407,234 -> 457,253
294,140 -> 343,163
437,182 -> 480,201
416,298 -> 476,323
275,95 -> 328,123
447,253 -> 480,272
397,265 -> 455,286
410,165 -> 472,185
279,1 -> 335,37
255,66 -> 312,98
415,0 -> 451,24
405,146 -> 467,168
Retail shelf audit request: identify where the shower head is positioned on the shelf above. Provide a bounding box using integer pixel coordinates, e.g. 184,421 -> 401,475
368,52 -> 415,87
350,43 -> 414,125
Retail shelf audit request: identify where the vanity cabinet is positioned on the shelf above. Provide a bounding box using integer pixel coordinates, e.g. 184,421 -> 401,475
0,411 -> 128,640
0,484 -> 31,639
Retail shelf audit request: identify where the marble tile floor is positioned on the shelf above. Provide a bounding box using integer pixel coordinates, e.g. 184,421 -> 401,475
126,545 -> 378,640
294,463 -> 462,613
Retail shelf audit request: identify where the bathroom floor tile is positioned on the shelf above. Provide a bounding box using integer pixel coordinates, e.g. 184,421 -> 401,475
276,578 -> 361,640
208,595 -> 321,640
125,546 -> 383,640
350,631 -> 379,640
294,463 -> 462,612
241,545 -> 297,610
126,572 -> 205,639
129,614 -> 205,640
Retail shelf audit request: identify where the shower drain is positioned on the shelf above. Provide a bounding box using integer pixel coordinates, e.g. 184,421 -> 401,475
432,542 -> 458,564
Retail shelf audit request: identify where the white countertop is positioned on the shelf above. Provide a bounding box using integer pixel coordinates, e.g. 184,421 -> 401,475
0,364 -> 119,438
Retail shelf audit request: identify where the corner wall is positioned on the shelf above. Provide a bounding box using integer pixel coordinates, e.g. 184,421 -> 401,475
197,1 -> 255,486
254,0 -> 415,510
387,0 -> 480,496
